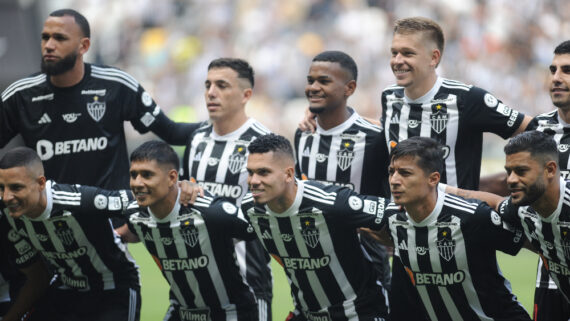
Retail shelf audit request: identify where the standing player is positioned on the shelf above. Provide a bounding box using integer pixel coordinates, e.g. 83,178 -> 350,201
0,213 -> 49,321
0,147 -> 139,321
521,40 -> 570,320
294,51 -> 391,291
126,141 -> 259,321
243,133 -> 389,320
0,8 -> 200,191
181,58 -> 272,320
370,136 -> 530,321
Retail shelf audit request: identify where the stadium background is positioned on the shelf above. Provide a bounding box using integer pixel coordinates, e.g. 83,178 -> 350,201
1,0 -> 569,319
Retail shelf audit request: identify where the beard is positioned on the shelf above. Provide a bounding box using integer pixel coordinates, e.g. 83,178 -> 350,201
511,179 -> 546,206
308,106 -> 325,114
41,51 -> 78,76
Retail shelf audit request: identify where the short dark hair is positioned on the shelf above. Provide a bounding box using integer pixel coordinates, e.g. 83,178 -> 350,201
49,9 -> 90,38
248,134 -> 294,161
554,40 -> 570,55
0,147 -> 43,172
391,137 -> 444,174
394,17 -> 444,66
504,131 -> 558,166
130,141 -> 179,171
312,50 -> 358,81
208,58 -> 254,88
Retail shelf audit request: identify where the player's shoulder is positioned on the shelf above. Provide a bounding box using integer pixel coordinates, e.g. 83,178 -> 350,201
381,84 -> 404,95
439,78 -> 473,92
88,63 -> 140,92
302,181 -> 340,205
1,71 -> 48,102
247,118 -> 271,136
443,193 -> 481,213
353,115 -> 382,134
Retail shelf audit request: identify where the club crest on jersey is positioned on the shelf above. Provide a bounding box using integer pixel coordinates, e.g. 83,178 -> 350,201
87,96 -> 106,122
561,227 -> 570,259
300,216 -> 320,248
430,107 -> 448,134
55,222 -> 75,246
437,229 -> 455,261
336,141 -> 355,171
228,146 -> 247,174
180,219 -> 200,248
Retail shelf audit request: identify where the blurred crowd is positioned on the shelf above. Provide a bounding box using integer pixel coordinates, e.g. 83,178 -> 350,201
42,0 -> 570,153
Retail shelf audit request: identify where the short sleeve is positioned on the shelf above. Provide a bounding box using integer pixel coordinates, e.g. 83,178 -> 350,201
333,187 -> 388,230
0,218 -> 39,269
472,202 -> 524,255
462,87 -> 524,138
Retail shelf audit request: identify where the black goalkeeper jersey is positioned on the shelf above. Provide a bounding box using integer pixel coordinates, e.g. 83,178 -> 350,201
0,63 -> 198,190
126,192 -> 257,320
1,181 -> 138,292
381,77 -> 525,189
241,181 -> 388,320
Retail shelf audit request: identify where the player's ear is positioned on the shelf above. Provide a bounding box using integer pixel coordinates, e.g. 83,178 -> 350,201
241,88 -> 253,104
545,160 -> 558,178
79,37 -> 90,56
431,48 -> 441,68
285,166 -> 295,183
168,169 -> 178,187
428,171 -> 440,187
37,175 -> 47,191
344,80 -> 356,98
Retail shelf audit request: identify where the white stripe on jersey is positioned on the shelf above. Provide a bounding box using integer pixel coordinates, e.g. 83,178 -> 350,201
52,190 -> 81,205
354,118 -> 381,132
2,74 -> 47,101
443,97 -> 459,187
128,288 -> 137,321
303,184 -> 336,205
91,66 -> 138,92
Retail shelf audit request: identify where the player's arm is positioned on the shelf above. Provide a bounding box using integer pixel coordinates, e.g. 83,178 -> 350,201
2,259 -> 50,321
512,115 -> 532,136
149,113 -> 205,145
471,202 -> 525,256
478,172 -> 509,196
443,183 -> 505,210
0,98 -> 19,148
178,180 -> 204,207
298,107 -> 317,133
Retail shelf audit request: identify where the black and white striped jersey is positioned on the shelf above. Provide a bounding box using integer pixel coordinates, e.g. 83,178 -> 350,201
181,118 -> 270,204
241,181 -> 389,320
0,213 -> 39,306
181,118 -> 273,301
499,178 -> 570,301
294,108 -> 390,197
528,110 -> 570,180
386,191 -> 529,321
526,111 -> 570,290
1,181 -> 138,292
0,63 -> 199,190
381,77 -> 525,189
126,191 -> 258,319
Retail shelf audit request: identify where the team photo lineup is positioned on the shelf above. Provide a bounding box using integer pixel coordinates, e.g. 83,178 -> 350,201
1,2 -> 570,321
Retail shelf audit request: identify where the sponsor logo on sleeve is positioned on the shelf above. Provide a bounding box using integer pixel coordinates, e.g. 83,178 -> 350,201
491,211 -> 502,226
108,197 -> 122,211
484,93 -> 498,107
363,199 -> 377,215
140,112 -> 156,127
141,91 -> 153,107
222,202 -> 237,214
348,196 -> 363,210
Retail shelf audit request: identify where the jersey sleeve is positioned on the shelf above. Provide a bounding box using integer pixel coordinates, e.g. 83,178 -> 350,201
462,86 -> 525,138
333,187 -> 388,230
211,199 -> 256,241
0,217 -> 39,269
79,185 -> 134,217
525,116 -> 540,131
361,130 -> 390,198
472,201 -> 524,255
0,95 -> 20,147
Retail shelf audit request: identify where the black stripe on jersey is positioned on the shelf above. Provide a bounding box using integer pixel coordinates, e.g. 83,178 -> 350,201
407,103 -> 423,138
315,136 -> 332,180
335,138 -> 353,184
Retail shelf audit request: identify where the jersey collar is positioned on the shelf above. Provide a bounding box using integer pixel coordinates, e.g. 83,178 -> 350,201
210,118 -> 256,141
265,179 -> 304,217
29,180 -> 54,221
404,76 -> 443,105
406,187 -> 445,226
315,107 -> 359,135
148,188 -> 181,223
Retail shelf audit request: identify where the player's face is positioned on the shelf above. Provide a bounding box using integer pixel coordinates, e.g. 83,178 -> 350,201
390,32 -> 439,92
305,61 -> 353,114
247,152 -> 291,207
40,15 -> 86,75
505,151 -> 547,206
0,167 -> 45,219
389,156 -> 436,207
204,67 -> 251,122
130,160 -> 176,209
549,54 -> 570,110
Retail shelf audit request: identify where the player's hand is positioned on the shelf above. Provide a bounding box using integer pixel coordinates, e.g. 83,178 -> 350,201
178,180 -> 204,206
114,224 -> 140,243
298,107 -> 317,133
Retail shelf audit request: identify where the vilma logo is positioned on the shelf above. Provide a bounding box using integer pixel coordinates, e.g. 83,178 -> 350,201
87,96 -> 106,122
